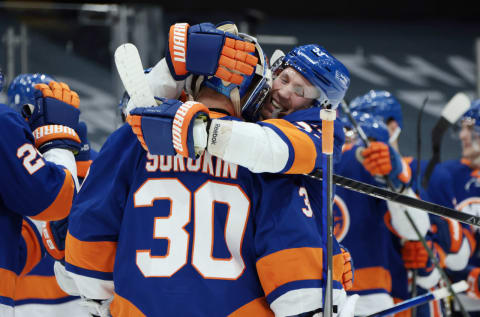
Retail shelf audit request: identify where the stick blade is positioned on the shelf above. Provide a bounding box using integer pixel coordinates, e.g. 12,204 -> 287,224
441,92 -> 471,124
114,43 -> 156,113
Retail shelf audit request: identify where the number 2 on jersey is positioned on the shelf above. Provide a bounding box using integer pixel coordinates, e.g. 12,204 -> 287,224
135,179 -> 249,280
17,143 -> 45,174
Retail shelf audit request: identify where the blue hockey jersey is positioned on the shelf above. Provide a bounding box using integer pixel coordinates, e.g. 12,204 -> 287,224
0,104 -> 75,310
65,122 -> 348,316
332,144 -> 407,315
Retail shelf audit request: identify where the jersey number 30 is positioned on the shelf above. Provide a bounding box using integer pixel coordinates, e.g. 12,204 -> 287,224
135,179 -> 249,280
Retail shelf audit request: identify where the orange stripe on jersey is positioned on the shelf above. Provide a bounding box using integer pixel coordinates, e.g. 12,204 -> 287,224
31,169 -> 74,221
0,268 -> 17,301
110,292 -> 146,317
384,212 -> 401,238
350,266 -> 392,293
342,143 -> 354,153
228,297 -> 274,317
263,119 -> 316,174
397,158 -> 412,184
19,220 -> 43,276
393,297 -> 412,317
65,232 -> 117,273
14,275 -> 68,300
76,160 -> 92,179
256,247 -> 344,296
463,227 -> 477,252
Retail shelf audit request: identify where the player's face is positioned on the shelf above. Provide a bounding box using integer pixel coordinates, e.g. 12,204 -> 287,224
260,67 -> 315,119
459,120 -> 480,160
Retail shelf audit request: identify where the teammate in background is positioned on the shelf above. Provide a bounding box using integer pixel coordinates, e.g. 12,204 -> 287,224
333,111 -> 439,316
349,90 -> 471,317
426,100 -> 480,317
64,33 -> 352,317
0,71 -> 80,317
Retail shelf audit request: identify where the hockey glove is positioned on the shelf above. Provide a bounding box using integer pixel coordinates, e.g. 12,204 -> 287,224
127,98 -> 210,159
165,22 -> 258,84
42,217 -> 68,264
360,141 -> 410,188
22,81 -> 81,154
467,268 -> 480,299
340,246 -> 354,291
402,240 -> 431,269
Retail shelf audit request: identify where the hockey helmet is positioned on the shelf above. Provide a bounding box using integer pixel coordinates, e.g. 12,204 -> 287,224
7,73 -> 56,113
349,90 -> 403,129
271,44 -> 350,109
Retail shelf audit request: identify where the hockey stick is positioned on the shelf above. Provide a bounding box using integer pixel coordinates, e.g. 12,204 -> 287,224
308,169 -> 480,227
366,280 -> 468,317
114,43 -> 156,113
321,108 -> 336,317
421,92 -> 470,189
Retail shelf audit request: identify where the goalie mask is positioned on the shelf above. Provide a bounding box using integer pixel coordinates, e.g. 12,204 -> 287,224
186,24 -> 272,122
270,44 -> 350,110
7,73 -> 56,113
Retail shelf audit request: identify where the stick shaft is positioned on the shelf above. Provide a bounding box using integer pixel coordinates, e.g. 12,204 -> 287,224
307,170 -> 480,227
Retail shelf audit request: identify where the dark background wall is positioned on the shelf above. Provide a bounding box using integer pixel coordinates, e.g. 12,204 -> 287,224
1,0 -> 479,164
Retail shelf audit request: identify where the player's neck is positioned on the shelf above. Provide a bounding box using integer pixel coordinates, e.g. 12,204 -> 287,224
196,87 -> 235,117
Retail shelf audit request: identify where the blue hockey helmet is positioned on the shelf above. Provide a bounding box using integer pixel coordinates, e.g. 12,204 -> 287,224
349,90 -> 403,129
337,109 -> 390,144
273,44 -> 350,109
189,23 -> 272,122
7,73 -> 55,112
460,99 -> 480,128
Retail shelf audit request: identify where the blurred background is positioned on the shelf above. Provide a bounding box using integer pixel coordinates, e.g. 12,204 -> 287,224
1,0 -> 479,163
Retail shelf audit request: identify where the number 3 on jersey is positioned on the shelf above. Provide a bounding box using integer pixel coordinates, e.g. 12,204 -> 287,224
135,179 -> 249,280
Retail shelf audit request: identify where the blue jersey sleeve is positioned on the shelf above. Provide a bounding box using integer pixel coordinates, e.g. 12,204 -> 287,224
0,105 -> 74,221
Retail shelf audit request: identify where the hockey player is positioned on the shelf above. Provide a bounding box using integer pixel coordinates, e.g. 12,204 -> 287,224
0,71 -> 81,316
426,100 -> 480,316
349,90 -> 471,317
63,33 -> 353,316
332,111 -> 441,315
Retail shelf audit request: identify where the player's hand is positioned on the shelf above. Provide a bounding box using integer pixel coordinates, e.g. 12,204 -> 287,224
402,240 -> 430,269
360,141 -> 410,188
22,81 -> 81,153
127,98 -> 210,159
165,21 -> 258,84
467,268 -> 480,299
340,247 -> 354,290
42,217 -> 68,264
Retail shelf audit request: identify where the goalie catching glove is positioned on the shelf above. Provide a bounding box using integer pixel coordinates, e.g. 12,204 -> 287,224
127,98 -> 210,159
22,81 -> 81,153
166,21 -> 258,84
